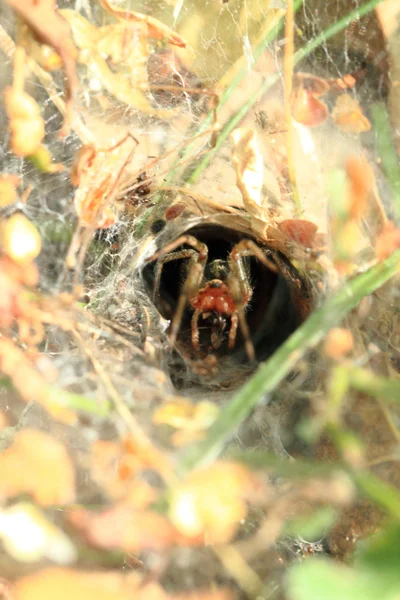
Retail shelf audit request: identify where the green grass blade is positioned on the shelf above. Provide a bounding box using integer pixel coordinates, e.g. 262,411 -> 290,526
371,102 -> 400,219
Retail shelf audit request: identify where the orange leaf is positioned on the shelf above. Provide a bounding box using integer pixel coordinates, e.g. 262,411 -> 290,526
68,505 -> 189,552
376,221 -> 400,260
169,462 -> 265,544
0,429 -> 75,505
323,327 -> 354,359
345,155 -> 373,219
290,88 -> 328,126
99,0 -> 187,47
277,219 -> 318,247
0,174 -> 20,207
14,568 -> 167,600
332,94 -> 371,134
292,73 -> 330,97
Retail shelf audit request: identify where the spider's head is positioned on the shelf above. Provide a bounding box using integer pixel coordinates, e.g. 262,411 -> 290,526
204,259 -> 229,282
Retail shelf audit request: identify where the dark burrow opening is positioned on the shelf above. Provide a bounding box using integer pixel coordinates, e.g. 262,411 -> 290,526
143,224 -> 312,386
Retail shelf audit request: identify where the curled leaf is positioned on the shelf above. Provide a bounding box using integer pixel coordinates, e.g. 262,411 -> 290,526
292,73 -> 330,97
291,89 -> 328,127
332,94 -> 371,134
68,505 -> 191,552
99,0 -> 187,47
231,127 -> 265,219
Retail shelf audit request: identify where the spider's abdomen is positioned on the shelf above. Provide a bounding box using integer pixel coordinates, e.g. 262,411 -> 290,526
191,281 -> 235,314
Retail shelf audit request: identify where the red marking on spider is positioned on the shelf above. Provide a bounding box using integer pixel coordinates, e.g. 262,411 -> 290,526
191,282 -> 236,314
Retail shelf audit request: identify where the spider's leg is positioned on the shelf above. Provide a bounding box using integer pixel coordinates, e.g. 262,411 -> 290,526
229,239 -> 278,274
228,312 -> 239,349
148,234 -> 208,264
227,239 -> 276,361
171,257 -> 207,348
153,249 -> 198,303
238,309 -> 256,362
191,309 -> 201,349
149,235 -> 209,348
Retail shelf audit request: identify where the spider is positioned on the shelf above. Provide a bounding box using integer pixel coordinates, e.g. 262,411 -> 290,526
147,234 -> 278,361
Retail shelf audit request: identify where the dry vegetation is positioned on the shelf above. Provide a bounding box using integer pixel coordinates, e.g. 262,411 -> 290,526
0,0 -> 400,599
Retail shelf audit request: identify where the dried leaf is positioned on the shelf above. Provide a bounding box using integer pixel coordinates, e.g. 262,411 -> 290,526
99,0 -> 187,47
277,219 -> 318,247
292,73 -> 330,97
14,568 -> 166,600
68,505 -> 190,552
62,10 -> 175,118
345,156 -> 373,220
0,214 -> 42,264
153,398 -> 219,430
290,88 -> 328,127
332,94 -> 371,134
72,137 -> 137,228
323,328 -> 354,360
231,127 -> 265,219
4,0 -> 77,135
4,87 -> 45,156
375,221 -> 400,260
0,429 -> 75,505
169,461 -> 265,544
0,174 -> 20,207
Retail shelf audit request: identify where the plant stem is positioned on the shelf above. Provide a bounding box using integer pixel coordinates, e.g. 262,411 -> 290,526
178,250 -> 400,474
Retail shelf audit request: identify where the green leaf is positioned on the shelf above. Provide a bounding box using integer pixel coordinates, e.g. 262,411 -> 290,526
285,506 -> 338,541
286,558 -> 387,600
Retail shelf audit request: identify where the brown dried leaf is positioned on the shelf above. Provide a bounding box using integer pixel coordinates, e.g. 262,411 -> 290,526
169,461 -> 265,544
0,174 -> 20,207
345,155 -> 373,220
332,94 -> 371,134
68,504 -> 193,552
14,568 -> 167,600
72,137 -> 137,228
99,0 -> 187,47
231,127 -> 265,219
277,219 -> 318,247
375,221 -> 400,260
292,72 -> 330,97
4,87 -> 45,156
0,337 -> 77,424
290,88 -> 329,127
0,429 -> 75,505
